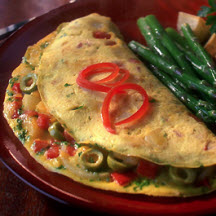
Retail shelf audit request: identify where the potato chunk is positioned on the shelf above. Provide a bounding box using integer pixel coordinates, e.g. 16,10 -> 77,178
204,33 -> 216,59
35,101 -> 49,114
23,91 -> 41,111
177,12 -> 210,43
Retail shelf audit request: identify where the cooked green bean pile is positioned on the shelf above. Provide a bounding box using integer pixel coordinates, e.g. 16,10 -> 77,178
128,15 -> 216,125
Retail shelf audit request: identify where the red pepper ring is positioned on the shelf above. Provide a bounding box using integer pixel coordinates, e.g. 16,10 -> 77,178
101,83 -> 149,134
104,69 -> 130,87
76,76 -> 112,92
82,67 -> 118,84
76,62 -> 120,92
93,68 -> 119,84
78,62 -> 119,83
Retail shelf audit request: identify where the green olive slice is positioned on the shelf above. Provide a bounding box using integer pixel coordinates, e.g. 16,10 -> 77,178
107,152 -> 138,172
61,155 -> 110,181
169,167 -> 197,185
107,153 -> 128,172
80,148 -> 104,171
20,73 -> 38,94
48,121 -> 65,141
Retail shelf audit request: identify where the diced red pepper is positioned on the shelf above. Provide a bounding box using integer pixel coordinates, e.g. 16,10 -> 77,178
11,101 -> 22,119
111,172 -> 137,186
63,130 -> 75,144
46,145 -> 60,159
93,31 -> 111,39
33,139 -> 50,153
37,113 -> 50,130
136,160 -> 159,179
13,93 -> 23,101
12,112 -> 19,119
12,83 -> 22,94
66,145 -> 77,156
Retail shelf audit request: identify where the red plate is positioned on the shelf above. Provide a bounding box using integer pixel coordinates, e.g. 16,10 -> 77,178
0,0 -> 214,215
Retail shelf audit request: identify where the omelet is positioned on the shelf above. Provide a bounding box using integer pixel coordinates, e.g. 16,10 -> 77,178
3,13 -> 216,197
38,13 -> 216,168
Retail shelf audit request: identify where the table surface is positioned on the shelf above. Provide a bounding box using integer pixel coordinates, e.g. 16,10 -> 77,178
0,1 -> 110,215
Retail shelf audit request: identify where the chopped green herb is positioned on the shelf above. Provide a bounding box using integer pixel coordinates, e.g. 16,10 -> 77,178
56,165 -> 66,170
64,83 -> 72,87
75,143 -> 81,149
6,90 -> 13,96
133,178 -> 150,191
22,57 -> 35,70
93,143 -> 107,151
149,98 -> 156,103
66,92 -> 74,97
18,129 -> 28,144
7,97 -> 14,102
9,76 -> 20,87
154,184 -> 160,188
39,52 -> 43,60
17,108 -> 23,115
53,141 -> 61,145
163,132 -> 168,138
61,141 -> 69,145
14,119 -> 28,144
16,119 -> 23,130
36,148 -> 46,156
9,75 -> 20,88
78,151 -> 83,157
72,106 -> 84,110
40,42 -> 49,49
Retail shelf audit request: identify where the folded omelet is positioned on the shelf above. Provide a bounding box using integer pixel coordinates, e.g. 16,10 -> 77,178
3,13 -> 216,197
